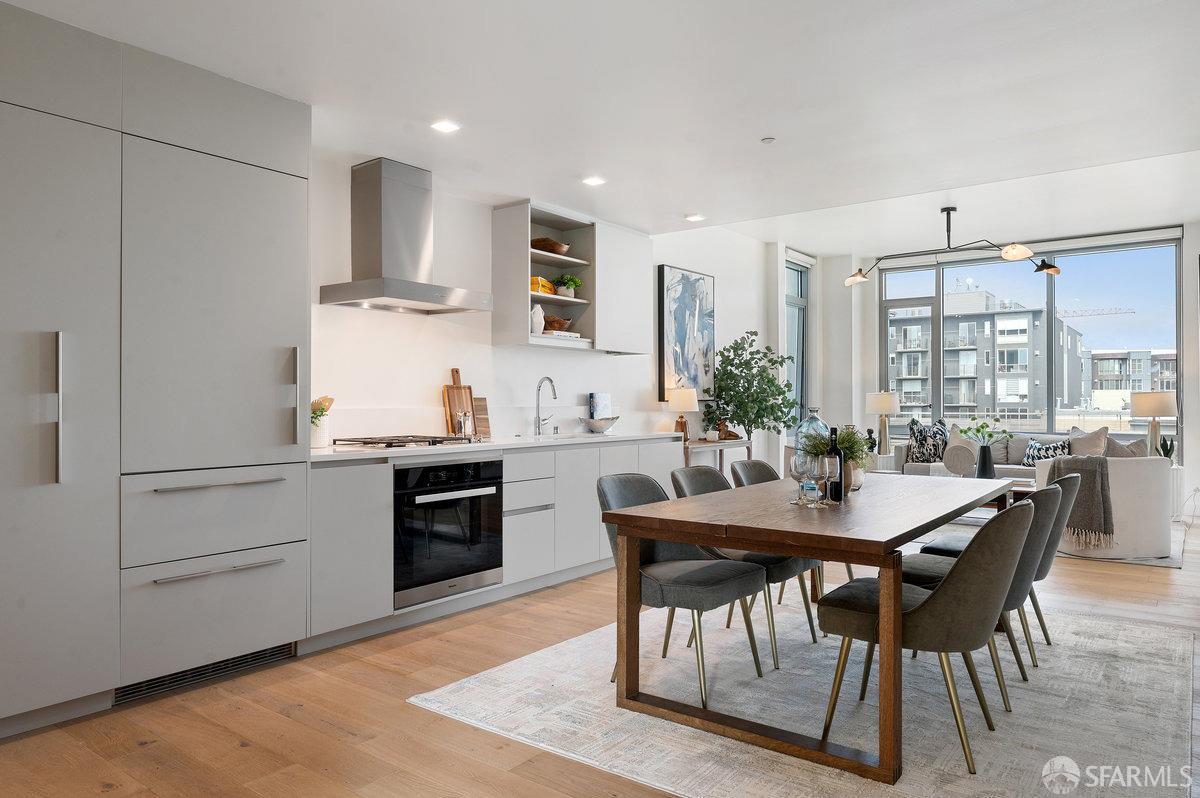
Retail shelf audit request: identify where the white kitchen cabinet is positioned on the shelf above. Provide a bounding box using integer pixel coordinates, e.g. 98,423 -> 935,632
503,450 -> 555,482
597,444 -> 640,556
0,103 -> 121,719
121,463 -> 308,568
121,45 -> 311,177
503,508 -> 556,585
121,136 -> 309,473
638,439 -> 684,496
309,463 -> 394,636
593,222 -> 653,354
120,542 -> 309,685
554,447 -> 602,568
0,2 -> 122,128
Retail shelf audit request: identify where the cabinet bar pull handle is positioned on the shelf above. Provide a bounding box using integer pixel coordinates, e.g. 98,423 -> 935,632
413,485 -> 497,504
293,345 -> 302,446
55,331 -> 63,484
153,476 -> 286,494
152,557 -> 285,585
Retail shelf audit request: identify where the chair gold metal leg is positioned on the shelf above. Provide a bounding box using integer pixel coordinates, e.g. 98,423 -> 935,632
724,601 -> 736,629
1029,587 -> 1051,645
799,575 -> 817,643
858,641 -> 874,701
845,563 -> 855,580
777,578 -> 786,604
961,651 -> 995,731
686,626 -> 695,648
661,607 -> 675,658
610,661 -> 617,684
691,610 -> 707,709
1000,612 -> 1029,681
815,567 -> 827,636
739,597 -> 764,677
761,586 -> 779,670
987,637 -> 1012,712
1017,606 -> 1039,668
748,592 -> 757,612
822,636 -> 853,739
937,652 -> 976,774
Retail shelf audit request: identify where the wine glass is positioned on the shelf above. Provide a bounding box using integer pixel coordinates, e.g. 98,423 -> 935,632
789,450 -> 813,507
817,455 -> 841,507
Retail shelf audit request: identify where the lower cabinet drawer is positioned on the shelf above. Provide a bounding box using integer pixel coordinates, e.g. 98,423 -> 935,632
502,508 -> 555,584
502,477 -> 555,511
120,541 -> 308,685
121,462 -> 307,568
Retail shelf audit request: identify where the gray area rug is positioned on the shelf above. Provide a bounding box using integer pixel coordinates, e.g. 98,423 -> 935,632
410,602 -> 1192,797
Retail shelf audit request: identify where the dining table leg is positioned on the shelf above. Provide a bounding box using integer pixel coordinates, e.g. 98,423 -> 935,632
616,529 -> 641,699
876,550 -> 903,782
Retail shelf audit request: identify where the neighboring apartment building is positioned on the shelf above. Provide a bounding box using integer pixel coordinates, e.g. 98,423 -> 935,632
886,287 -> 1084,428
1082,349 -> 1178,408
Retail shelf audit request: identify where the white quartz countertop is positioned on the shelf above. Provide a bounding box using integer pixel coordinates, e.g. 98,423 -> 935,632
309,431 -> 684,463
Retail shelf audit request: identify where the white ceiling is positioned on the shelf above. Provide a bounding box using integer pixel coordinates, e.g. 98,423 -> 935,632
13,0 -> 1200,235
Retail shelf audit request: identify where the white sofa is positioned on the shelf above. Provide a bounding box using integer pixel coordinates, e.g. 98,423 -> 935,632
1034,456 -> 1172,559
894,433 -> 1071,480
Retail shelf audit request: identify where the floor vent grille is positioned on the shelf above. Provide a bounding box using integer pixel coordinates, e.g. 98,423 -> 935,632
113,642 -> 296,704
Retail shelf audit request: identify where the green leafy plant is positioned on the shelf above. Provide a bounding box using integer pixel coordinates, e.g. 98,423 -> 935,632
1160,435 -> 1176,460
796,427 -> 869,468
554,273 -> 583,290
958,415 -> 1014,446
310,395 -> 334,427
701,331 -> 797,440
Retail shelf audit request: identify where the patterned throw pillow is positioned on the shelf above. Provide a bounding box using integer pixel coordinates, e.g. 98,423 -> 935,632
906,418 -> 949,464
1022,438 -> 1070,466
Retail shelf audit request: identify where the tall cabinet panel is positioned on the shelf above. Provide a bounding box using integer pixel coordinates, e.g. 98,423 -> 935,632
0,103 -> 120,718
593,222 -> 653,355
121,136 -> 309,473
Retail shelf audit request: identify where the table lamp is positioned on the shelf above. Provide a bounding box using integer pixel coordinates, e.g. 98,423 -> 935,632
865,392 -> 901,456
668,388 -> 699,440
1131,390 -> 1175,455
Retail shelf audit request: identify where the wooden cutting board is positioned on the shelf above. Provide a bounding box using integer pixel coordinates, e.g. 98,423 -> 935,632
471,396 -> 491,439
442,368 -> 475,435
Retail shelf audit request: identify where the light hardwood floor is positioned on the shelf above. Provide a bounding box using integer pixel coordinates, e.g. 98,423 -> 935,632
1,528 -> 1196,797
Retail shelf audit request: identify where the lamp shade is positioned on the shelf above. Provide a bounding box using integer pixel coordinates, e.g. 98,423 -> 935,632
1000,243 -> 1033,261
667,387 -> 699,412
1131,390 -> 1176,418
844,268 -> 868,287
865,391 -> 901,415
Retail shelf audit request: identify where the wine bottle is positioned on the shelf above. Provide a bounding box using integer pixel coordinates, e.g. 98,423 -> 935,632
827,427 -> 844,503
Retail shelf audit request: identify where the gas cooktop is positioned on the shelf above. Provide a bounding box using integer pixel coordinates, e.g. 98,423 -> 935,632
330,435 -> 473,448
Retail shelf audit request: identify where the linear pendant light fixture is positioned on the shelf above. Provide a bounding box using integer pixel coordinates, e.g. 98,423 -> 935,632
844,206 -> 1059,287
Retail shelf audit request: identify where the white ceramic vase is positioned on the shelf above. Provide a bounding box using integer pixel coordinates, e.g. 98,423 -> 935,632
310,416 -> 332,448
530,303 -> 545,335
556,286 -> 575,298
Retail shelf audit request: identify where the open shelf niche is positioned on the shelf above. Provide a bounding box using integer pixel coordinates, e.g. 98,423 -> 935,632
527,205 -> 596,349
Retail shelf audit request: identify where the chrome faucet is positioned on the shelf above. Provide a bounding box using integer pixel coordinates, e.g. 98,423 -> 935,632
535,376 -> 557,435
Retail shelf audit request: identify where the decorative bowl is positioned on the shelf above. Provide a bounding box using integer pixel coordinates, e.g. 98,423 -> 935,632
531,237 -> 570,256
579,416 -> 619,434
544,315 -> 572,332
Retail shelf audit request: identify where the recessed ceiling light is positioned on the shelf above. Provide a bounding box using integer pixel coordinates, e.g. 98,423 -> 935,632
581,175 -> 607,186
684,214 -> 707,222
431,119 -> 461,133
760,136 -> 776,144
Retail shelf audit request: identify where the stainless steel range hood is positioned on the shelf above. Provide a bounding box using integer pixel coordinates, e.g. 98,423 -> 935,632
320,159 -> 492,314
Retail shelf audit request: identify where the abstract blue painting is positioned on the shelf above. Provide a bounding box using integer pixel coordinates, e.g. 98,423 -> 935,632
658,264 -> 715,402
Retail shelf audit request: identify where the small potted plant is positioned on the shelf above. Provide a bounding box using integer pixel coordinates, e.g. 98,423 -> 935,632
958,415 -> 1013,479
797,427 -> 870,490
310,395 -> 334,449
554,273 -> 583,298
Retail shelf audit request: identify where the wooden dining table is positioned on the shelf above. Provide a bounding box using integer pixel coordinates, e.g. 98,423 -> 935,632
601,472 -> 1012,784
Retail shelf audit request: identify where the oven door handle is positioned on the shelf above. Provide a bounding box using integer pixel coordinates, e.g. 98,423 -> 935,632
413,485 -> 497,505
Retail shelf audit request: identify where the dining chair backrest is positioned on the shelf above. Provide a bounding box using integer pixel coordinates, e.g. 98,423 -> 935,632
730,459 -> 780,488
905,500 -> 1034,653
1000,483 -> 1061,612
1033,474 -> 1082,582
670,465 -> 732,498
596,473 -> 707,564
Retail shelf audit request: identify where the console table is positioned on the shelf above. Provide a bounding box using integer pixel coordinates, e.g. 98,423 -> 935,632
683,438 -> 752,470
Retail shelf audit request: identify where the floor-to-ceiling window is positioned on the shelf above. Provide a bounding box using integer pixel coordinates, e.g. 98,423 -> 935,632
878,238 -> 1180,443
785,257 -> 810,429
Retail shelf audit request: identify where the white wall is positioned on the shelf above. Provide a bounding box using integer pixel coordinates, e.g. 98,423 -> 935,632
309,152 -> 772,464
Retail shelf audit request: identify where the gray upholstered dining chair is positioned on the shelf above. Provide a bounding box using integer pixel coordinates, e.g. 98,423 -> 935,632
1026,474 -> 1080,645
817,500 -> 1035,774
912,479 -> 1072,682
727,458 -> 854,602
670,465 -> 821,664
598,473 -> 767,708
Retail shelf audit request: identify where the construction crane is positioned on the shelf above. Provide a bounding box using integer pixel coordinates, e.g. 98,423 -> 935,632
1055,307 -> 1135,319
